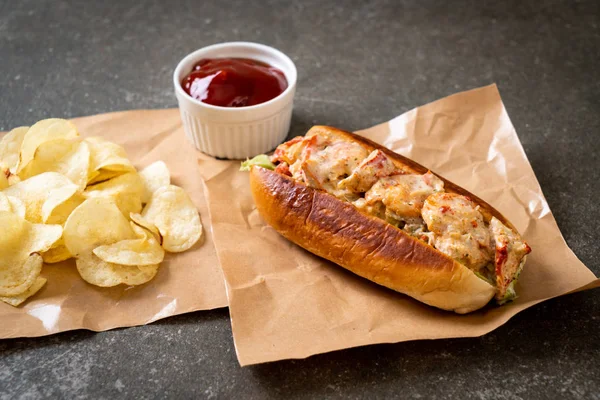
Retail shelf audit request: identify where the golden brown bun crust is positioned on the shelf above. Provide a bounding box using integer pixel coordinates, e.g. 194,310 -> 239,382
250,166 -> 496,314
306,125 -> 517,232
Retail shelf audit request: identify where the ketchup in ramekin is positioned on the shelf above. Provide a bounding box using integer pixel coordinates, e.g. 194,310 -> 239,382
181,58 -> 288,108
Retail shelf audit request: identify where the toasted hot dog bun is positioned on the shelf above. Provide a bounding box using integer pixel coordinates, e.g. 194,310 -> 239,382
249,126 -> 519,313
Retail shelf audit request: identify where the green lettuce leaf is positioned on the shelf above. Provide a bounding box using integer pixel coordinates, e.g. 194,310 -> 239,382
474,271 -> 495,286
497,280 -> 518,305
239,154 -> 275,172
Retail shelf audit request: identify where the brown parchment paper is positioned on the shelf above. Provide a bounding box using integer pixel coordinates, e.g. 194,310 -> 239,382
0,109 -> 228,339
202,84 -> 600,366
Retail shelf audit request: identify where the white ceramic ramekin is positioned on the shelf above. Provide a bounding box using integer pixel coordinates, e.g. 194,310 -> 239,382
173,42 -> 297,159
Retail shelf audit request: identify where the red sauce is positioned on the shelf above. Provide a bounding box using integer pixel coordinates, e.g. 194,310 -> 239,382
274,162 -> 291,176
495,244 -> 508,279
181,58 -> 288,107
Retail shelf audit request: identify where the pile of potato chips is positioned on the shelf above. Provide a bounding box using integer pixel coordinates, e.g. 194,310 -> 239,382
0,118 -> 203,306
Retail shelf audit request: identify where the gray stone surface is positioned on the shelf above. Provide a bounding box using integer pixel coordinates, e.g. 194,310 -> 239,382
1,0 -> 599,398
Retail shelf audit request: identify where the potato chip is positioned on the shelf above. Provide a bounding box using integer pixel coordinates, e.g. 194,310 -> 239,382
0,211 -> 62,262
7,173 -> 20,186
0,210 -> 27,251
0,126 -> 28,173
130,212 -> 162,244
0,254 -> 44,297
1,118 -> 202,300
0,170 -> 7,190
76,252 -> 159,287
21,137 -> 78,166
84,172 -> 144,217
0,208 -> 57,297
25,228 -> 63,259
42,240 -> 72,264
86,169 -> 100,184
87,169 -> 124,185
7,196 -> 26,218
130,222 -> 149,238
2,172 -> 79,223
139,161 -> 170,203
17,119 -> 79,173
19,139 -> 90,191
93,223 -> 165,266
63,197 -> 135,257
40,195 -> 83,264
85,136 -> 135,174
118,264 -> 159,286
0,276 -> 46,306
141,185 -> 202,252
45,193 -> 84,226
0,192 -> 10,212
0,193 -> 25,219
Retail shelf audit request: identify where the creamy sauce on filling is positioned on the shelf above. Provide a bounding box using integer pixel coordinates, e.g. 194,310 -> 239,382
272,134 -> 530,294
